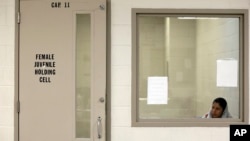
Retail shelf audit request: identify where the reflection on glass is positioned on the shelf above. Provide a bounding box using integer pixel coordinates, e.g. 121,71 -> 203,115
76,14 -> 91,138
138,16 -> 240,119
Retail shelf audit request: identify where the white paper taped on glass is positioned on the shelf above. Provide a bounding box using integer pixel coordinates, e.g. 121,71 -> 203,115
216,59 -> 238,87
147,76 -> 168,104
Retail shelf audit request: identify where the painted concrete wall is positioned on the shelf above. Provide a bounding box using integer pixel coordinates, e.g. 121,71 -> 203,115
196,18 -> 240,117
0,0 -> 250,141
110,0 -> 250,141
0,0 -> 15,141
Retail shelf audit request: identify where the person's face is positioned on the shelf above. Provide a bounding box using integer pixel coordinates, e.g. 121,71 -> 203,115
210,102 -> 223,118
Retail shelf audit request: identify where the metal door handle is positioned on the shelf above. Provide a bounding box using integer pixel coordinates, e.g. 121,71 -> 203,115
97,117 -> 102,139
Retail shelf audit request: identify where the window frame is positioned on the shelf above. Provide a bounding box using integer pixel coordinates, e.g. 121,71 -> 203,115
131,8 -> 249,127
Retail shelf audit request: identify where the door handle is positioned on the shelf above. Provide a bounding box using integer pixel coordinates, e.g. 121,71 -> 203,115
97,116 -> 102,139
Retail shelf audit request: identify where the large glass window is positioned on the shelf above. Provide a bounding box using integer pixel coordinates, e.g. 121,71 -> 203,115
132,9 -> 249,126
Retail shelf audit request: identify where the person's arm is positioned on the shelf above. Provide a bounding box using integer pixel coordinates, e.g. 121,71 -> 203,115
202,113 -> 208,118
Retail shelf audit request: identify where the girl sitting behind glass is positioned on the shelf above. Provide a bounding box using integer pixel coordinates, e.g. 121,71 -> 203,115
202,97 -> 232,118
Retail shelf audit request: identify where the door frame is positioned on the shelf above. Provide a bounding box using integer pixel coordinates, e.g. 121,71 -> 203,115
14,0 -> 20,141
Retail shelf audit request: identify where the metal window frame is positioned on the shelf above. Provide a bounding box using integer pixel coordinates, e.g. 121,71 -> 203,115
131,8 -> 249,127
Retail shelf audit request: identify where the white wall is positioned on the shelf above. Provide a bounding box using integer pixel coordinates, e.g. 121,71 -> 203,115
0,0 -> 15,141
111,0 -> 250,141
0,0 -> 250,141
196,18 -> 240,117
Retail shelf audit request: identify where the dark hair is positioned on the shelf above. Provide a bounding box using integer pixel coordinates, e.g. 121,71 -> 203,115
213,97 -> 227,112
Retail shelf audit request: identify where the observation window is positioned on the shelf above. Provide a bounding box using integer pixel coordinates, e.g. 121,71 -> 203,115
132,9 -> 249,127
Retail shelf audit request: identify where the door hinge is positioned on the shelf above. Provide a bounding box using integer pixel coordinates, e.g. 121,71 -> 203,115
17,101 -> 20,113
17,12 -> 21,24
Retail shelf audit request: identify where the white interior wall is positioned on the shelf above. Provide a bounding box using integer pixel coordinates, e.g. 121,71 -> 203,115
0,0 -> 250,141
196,18 -> 240,118
168,18 -> 196,117
111,0 -> 250,141
0,0 -> 15,141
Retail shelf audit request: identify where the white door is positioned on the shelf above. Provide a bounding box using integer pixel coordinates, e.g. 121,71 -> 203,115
19,0 -> 106,141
